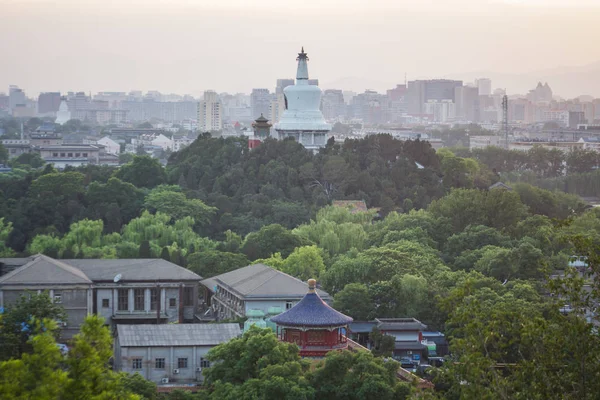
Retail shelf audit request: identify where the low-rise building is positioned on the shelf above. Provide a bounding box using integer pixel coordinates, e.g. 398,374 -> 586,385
39,144 -> 101,169
114,323 -> 241,384
201,264 -> 332,320
0,255 -> 203,338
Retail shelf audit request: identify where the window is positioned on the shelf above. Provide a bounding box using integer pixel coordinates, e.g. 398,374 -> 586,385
67,153 -> 73,157
169,298 -> 176,308
118,289 -> 128,311
83,153 -> 88,157
200,358 -> 210,368
132,358 -> 142,369
155,358 -> 165,369
286,301 -> 294,310
102,299 -> 109,308
177,358 -> 188,369
183,287 -> 194,306
52,152 -> 58,157
60,153 -> 65,157
134,288 -> 145,311
75,152 -> 80,157
150,289 -> 158,311
53,291 -> 62,304
10,149 -> 15,154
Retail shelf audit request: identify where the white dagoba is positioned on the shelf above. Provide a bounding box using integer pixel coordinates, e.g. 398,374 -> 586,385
55,97 -> 71,125
274,48 -> 331,151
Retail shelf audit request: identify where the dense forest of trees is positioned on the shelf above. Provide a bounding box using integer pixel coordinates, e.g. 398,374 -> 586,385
1,133 -> 600,398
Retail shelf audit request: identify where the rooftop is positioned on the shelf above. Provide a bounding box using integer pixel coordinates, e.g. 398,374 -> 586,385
116,323 -> 241,347
0,256 -> 202,285
0,255 -> 92,285
202,264 -> 330,300
270,279 -> 352,328
63,258 -> 202,282
376,318 -> 428,331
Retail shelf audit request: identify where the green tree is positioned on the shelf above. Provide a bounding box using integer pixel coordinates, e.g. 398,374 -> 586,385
309,350 -> 412,400
139,240 -> 152,258
241,224 -> 308,260
144,185 -> 216,226
10,153 -> 45,168
370,327 -> 396,358
0,320 -> 69,400
114,155 -> 166,188
186,250 -> 249,278
0,292 -> 67,361
333,283 -> 375,321
121,372 -> 157,400
281,245 -> 326,281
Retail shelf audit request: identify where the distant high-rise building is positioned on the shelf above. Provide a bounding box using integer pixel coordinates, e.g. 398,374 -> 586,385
276,79 -> 295,95
269,93 -> 286,124
308,79 -> 319,86
406,79 -> 462,115
9,85 -> 25,111
476,78 -> 492,96
322,89 -> 346,120
527,82 -> 553,103
424,100 -> 456,122
454,86 -> 480,122
275,47 -> 331,151
38,92 -> 61,115
198,90 -> 222,132
251,89 -> 272,119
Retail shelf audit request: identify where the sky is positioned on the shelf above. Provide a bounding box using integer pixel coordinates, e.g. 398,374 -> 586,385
2,0 -> 600,97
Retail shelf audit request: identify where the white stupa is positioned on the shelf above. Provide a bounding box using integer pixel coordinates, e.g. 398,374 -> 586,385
55,97 -> 71,125
274,47 -> 331,151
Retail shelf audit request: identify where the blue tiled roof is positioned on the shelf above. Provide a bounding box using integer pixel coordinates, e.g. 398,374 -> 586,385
270,292 -> 353,327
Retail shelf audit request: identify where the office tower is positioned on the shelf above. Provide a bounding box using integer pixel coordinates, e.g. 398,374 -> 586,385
251,89 -> 271,119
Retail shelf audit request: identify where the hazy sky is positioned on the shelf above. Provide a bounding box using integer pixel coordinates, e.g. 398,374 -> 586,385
2,0 -> 600,97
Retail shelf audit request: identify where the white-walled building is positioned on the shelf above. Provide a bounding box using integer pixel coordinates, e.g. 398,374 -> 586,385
97,136 -> 121,154
198,91 -> 222,132
201,264 -> 332,320
151,133 -> 174,150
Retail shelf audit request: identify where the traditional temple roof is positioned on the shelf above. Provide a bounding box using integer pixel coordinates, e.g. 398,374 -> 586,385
271,279 -> 353,328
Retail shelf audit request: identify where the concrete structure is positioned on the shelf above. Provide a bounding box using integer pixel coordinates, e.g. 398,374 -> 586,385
469,135 -> 502,150
424,100 -> 455,123
271,278 -> 352,357
201,264 -> 332,320
476,78 -> 492,96
406,79 -> 462,115
0,256 -> 202,338
198,91 -> 222,132
274,48 -> 331,151
251,89 -> 272,119
8,85 -> 25,112
38,92 -> 61,115
1,139 -> 34,158
114,323 -> 241,384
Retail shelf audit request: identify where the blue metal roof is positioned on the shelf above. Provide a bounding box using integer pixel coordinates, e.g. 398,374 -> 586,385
270,291 -> 353,328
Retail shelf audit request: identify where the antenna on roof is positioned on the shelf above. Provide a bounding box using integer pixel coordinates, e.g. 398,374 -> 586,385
113,273 -> 122,283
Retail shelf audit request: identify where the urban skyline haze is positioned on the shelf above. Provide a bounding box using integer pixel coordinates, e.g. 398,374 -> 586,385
2,0 -> 600,97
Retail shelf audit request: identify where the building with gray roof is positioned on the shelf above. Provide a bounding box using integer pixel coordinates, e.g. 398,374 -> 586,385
201,263 -> 331,320
0,255 -> 203,339
114,323 -> 241,384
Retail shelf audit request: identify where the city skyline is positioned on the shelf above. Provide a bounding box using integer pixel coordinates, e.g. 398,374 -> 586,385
2,0 -> 600,97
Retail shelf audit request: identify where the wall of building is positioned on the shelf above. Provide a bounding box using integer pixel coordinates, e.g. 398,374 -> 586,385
0,287 -> 91,339
116,344 -> 213,383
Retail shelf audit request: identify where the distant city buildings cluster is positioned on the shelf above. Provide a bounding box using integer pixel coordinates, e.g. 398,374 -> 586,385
2,47 -> 600,157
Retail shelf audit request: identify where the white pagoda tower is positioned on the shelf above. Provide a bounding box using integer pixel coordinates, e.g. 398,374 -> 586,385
55,97 -> 71,125
274,48 -> 331,151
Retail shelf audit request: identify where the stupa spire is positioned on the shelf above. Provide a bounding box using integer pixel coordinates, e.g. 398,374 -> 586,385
296,47 -> 309,81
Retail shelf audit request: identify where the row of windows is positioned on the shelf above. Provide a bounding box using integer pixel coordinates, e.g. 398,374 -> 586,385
131,357 -> 210,369
112,288 -> 194,311
51,152 -> 88,158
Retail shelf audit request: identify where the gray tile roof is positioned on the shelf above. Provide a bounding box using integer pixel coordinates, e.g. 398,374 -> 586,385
116,323 -> 241,347
0,254 -> 92,285
62,259 -> 202,282
201,264 -> 330,300
376,318 -> 428,331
